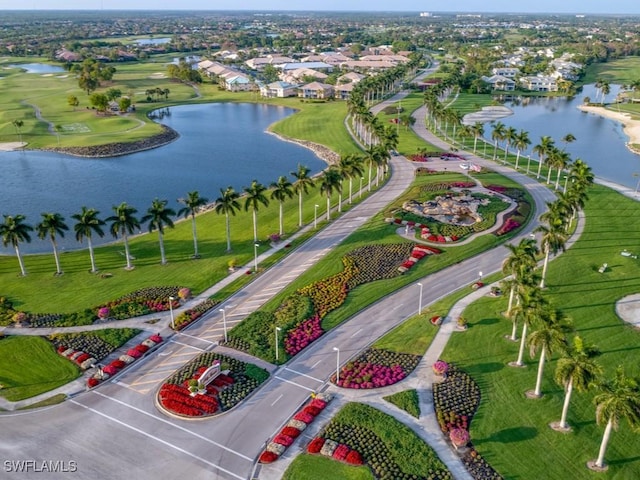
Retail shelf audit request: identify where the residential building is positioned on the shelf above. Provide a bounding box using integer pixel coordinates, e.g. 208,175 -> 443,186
519,75 -> 558,92
259,81 -> 299,98
482,74 -> 516,91
298,82 -> 334,99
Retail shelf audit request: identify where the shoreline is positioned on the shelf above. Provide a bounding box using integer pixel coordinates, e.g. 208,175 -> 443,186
266,130 -> 339,166
577,104 -> 640,155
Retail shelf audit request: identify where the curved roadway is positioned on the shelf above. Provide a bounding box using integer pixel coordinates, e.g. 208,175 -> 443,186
0,91 -> 558,480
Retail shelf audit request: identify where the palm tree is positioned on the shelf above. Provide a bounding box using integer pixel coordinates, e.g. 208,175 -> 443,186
0,214 -> 33,276
270,176 -> 293,236
561,133 -> 576,152
471,122 -> 485,154
533,136 -> 555,179
36,212 -> 69,275
527,309 -> 569,397
291,164 -> 315,228
215,186 -> 241,252
12,119 -> 24,144
338,154 -> 365,205
319,167 -> 343,221
503,126 -> 518,164
535,203 -> 569,289
553,150 -> 571,191
177,191 -> 209,259
554,336 -> 602,430
243,180 -> 269,243
141,198 -> 176,265
511,276 -> 546,367
491,121 -> 506,161
591,365 -> 640,469
513,130 -> 531,170
364,145 -> 383,192
72,207 -> 105,273
106,202 -> 140,270
501,238 -> 539,337
600,80 -> 611,105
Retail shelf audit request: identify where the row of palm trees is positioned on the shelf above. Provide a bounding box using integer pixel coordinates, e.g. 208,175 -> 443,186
0,157 -> 377,276
499,162 -> 640,469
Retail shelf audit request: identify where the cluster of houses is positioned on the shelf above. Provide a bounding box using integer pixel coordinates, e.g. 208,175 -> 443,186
196,47 -> 411,100
481,50 -> 582,92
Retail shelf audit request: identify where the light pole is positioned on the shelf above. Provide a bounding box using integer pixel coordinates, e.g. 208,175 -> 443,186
275,326 -> 282,362
254,243 -> 259,272
333,347 -> 340,384
479,271 -> 483,283
417,282 -> 423,315
168,296 -> 175,329
219,308 -> 228,342
314,204 -> 319,229
563,175 -> 569,193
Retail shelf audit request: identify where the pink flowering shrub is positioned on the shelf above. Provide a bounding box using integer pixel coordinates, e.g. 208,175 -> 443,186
284,315 -> 324,356
450,428 -> 470,448
97,307 -> 110,319
433,360 -> 449,375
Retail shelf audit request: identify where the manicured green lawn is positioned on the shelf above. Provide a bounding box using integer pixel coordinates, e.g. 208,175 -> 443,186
442,185 -> 640,479
0,336 -> 80,401
582,56 -> 640,84
283,454 -> 373,480
383,389 -> 420,418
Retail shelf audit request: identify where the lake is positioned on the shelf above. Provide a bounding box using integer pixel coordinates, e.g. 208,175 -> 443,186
135,37 -> 171,45
0,103 -> 326,254
9,63 -> 65,74
491,83 -> 640,189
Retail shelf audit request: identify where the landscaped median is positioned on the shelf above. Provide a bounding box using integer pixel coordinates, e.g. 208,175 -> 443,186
156,351 -> 269,418
283,402 -> 452,480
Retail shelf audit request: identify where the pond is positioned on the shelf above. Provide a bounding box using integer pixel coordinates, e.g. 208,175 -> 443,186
135,37 -> 171,45
490,83 -> 640,189
0,103 -> 326,254
9,63 -> 66,74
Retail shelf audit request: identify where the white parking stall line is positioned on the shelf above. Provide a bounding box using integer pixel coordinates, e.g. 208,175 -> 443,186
274,376 -> 316,392
350,328 -> 363,338
270,394 -> 284,406
177,332 -> 217,345
169,340 -> 205,351
283,367 -> 324,383
69,400 -> 247,480
311,359 -> 322,368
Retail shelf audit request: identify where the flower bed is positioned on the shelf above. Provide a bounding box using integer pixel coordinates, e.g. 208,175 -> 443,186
86,333 -> 163,389
56,346 -> 96,370
495,217 -> 521,236
258,393 -> 333,464
172,298 -> 219,330
320,404 -> 452,479
284,315 -> 324,356
49,329 -> 141,365
159,351 -> 269,416
397,244 -> 441,273
332,348 -> 420,389
95,286 -> 187,320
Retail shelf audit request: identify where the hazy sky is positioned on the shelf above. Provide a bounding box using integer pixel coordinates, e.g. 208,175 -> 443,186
4,0 -> 640,14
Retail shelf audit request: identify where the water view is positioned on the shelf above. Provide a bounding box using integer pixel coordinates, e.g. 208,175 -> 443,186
0,103 -> 326,254
135,37 -> 172,45
492,83 -> 640,189
9,63 -> 66,74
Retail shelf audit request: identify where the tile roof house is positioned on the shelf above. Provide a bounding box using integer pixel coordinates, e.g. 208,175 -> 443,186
260,81 -> 299,98
519,75 -> 558,92
299,82 -> 334,100
481,74 -> 516,91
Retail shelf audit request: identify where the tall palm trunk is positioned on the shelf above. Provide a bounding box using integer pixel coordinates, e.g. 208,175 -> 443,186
348,178 -> 353,204
158,231 -> 167,265
368,160 -> 373,192
534,347 -> 547,396
559,378 -> 574,428
278,203 -> 284,236
526,155 -> 532,175
595,418 -> 613,468
297,192 -> 303,228
15,245 -> 26,276
516,322 -> 528,366
540,245 -> 551,288
515,150 -> 521,170
190,215 -> 199,258
326,196 -> 331,221
252,210 -> 258,243
537,156 -> 544,179
506,286 -> 515,317
224,214 -> 232,252
123,233 -> 132,269
88,236 -> 97,273
51,238 -> 62,274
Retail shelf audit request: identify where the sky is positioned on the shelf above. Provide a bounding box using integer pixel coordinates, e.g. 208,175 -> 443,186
3,0 -> 640,14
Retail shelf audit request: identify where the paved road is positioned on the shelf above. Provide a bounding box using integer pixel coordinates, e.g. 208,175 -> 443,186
0,85 -> 559,480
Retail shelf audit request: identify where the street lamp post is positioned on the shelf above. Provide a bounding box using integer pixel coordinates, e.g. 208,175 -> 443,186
333,347 -> 340,384
479,271 -> 483,283
168,296 -> 175,329
219,308 -> 228,342
417,282 -> 423,315
563,175 -> 569,194
275,326 -> 282,362
314,204 -> 319,229
254,243 -> 259,272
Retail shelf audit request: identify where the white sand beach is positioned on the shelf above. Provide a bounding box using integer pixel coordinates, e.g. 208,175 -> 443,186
0,142 -> 26,151
578,104 -> 640,147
